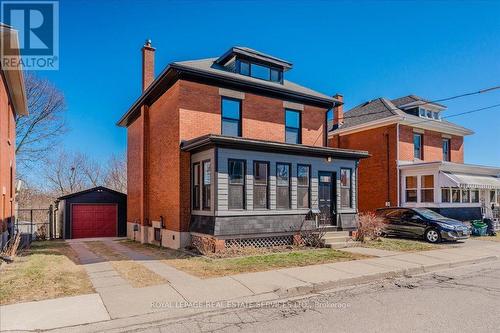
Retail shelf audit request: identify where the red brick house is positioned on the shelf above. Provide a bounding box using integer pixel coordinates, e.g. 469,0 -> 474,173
118,43 -> 368,249
0,24 -> 28,246
328,95 -> 500,221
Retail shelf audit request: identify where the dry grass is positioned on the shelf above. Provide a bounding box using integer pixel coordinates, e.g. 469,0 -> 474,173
85,241 -> 166,287
358,237 -> 442,252
0,240 -> 93,305
117,240 -> 368,278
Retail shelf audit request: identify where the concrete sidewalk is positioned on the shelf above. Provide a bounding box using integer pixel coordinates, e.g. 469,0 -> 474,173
2,239 -> 499,332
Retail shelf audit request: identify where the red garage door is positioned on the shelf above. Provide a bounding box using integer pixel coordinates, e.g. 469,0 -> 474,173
71,204 -> 117,238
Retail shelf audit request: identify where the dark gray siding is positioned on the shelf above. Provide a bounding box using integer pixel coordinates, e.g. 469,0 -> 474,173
62,188 -> 127,239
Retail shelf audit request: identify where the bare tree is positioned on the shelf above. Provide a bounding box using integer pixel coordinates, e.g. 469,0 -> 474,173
81,155 -> 103,187
43,150 -> 87,197
16,73 -> 66,174
104,154 -> 127,193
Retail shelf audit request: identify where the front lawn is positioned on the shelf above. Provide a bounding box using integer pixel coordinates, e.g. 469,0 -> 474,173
357,237 -> 441,252
0,240 -> 94,305
118,240 -> 369,278
473,234 -> 500,242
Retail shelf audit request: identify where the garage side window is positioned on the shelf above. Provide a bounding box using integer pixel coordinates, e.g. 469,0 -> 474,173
405,176 -> 417,202
192,163 -> 200,210
202,160 -> 211,209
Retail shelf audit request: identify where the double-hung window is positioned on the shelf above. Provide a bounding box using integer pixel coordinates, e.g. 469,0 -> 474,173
253,161 -> 269,209
202,160 -> 211,209
441,188 -> 451,203
461,189 -> 470,203
221,97 -> 241,137
452,188 -> 461,203
442,138 -> 450,162
421,175 -> 434,202
405,176 -> 417,202
471,189 -> 479,203
285,109 -> 301,144
192,163 -> 200,209
276,163 -> 290,209
340,168 -> 352,208
413,133 -> 423,160
297,165 -> 310,209
228,160 -> 245,209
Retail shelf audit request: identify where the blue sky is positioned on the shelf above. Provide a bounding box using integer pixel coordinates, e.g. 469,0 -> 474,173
39,0 -> 500,166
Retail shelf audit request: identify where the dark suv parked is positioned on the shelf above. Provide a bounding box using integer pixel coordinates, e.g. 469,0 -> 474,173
376,207 -> 470,243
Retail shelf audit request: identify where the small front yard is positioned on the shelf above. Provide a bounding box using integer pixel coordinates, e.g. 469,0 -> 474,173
118,240 -> 369,278
0,240 -> 94,305
357,237 -> 442,252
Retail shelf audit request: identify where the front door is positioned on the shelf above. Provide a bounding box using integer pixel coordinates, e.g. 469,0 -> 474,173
318,171 -> 336,225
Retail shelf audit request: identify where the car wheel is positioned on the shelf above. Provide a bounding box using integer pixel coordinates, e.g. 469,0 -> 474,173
425,228 -> 441,243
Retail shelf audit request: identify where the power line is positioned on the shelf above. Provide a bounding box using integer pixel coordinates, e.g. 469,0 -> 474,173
341,84 -> 500,120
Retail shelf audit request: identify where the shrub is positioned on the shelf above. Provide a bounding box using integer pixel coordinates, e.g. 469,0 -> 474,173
355,212 -> 385,242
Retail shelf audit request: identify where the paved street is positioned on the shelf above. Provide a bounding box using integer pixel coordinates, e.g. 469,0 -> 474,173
125,260 -> 500,333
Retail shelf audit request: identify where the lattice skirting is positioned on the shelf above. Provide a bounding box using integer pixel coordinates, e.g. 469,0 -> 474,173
225,235 -> 293,248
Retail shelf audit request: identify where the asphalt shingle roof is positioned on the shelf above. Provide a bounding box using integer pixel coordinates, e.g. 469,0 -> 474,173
173,57 -> 332,101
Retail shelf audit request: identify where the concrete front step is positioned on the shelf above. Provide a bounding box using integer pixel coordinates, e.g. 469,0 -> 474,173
322,231 -> 354,249
324,241 -> 357,249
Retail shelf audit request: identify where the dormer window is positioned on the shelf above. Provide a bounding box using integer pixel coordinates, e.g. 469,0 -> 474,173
236,59 -> 283,83
418,107 -> 441,120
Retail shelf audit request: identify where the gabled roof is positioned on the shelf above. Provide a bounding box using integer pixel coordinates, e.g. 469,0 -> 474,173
340,98 -> 403,128
57,186 -> 126,200
332,95 -> 473,137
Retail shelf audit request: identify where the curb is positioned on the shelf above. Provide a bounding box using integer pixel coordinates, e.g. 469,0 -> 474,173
277,255 -> 498,297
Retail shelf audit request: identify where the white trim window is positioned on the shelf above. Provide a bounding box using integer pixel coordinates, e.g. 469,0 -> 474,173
405,176 -> 417,202
470,189 -> 479,203
461,189 -> 470,203
421,175 -> 434,203
441,188 -> 451,203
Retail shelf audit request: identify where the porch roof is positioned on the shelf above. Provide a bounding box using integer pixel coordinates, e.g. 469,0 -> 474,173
180,134 -> 370,159
440,172 -> 500,190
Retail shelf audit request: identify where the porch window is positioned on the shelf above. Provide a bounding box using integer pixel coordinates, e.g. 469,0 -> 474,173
297,165 -> 310,208
421,175 -> 434,202
413,133 -> 422,160
202,160 -> 211,209
491,190 -> 496,204
461,189 -> 470,203
228,159 -> 245,209
452,188 -> 461,203
276,163 -> 291,209
498,190 -> 500,205
441,188 -> 450,203
471,189 -> 479,203
405,176 -> 417,202
442,138 -> 450,162
340,168 -> 352,208
221,97 -> 242,137
192,163 -> 200,210
253,161 -> 269,209
285,110 -> 301,144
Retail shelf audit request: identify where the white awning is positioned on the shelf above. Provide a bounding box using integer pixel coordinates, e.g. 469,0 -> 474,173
440,172 -> 500,189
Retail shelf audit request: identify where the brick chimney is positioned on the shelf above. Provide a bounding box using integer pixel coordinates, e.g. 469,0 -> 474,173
333,93 -> 344,126
142,39 -> 155,91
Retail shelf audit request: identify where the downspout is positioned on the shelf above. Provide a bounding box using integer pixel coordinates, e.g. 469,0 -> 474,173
386,132 -> 390,205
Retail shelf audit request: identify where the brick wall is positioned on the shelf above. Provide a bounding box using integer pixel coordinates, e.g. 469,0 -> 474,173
127,79 -> 329,235
329,125 -> 398,212
0,74 -> 16,232
399,125 -> 464,162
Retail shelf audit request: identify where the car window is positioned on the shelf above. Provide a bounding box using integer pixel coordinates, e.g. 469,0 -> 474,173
384,209 -> 405,218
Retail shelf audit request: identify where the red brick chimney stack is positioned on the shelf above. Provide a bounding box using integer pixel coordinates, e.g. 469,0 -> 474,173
333,93 -> 344,126
142,39 -> 155,92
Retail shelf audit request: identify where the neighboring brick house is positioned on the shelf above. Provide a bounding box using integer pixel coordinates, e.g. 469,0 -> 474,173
328,95 -> 500,221
0,24 -> 28,247
118,43 -> 368,249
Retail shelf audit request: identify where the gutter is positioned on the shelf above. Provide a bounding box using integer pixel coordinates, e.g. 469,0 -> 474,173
117,63 -> 338,127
